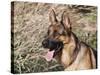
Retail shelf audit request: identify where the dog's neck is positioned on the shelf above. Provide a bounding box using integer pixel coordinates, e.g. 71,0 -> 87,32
61,32 -> 80,68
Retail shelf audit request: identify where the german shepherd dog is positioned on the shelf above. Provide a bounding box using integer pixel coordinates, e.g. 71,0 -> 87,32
42,9 -> 97,70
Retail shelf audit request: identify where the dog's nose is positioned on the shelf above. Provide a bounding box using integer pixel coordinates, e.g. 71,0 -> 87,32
42,40 -> 48,47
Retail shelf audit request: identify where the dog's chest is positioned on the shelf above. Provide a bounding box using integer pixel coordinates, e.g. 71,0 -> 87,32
61,43 -> 76,67
61,50 -> 71,67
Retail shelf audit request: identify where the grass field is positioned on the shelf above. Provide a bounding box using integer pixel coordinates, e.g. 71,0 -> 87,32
11,1 -> 97,74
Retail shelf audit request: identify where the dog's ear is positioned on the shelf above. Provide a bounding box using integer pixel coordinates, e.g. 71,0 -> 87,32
62,11 -> 71,30
49,9 -> 57,24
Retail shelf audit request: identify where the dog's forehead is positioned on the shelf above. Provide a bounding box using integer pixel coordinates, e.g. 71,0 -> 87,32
49,23 -> 63,31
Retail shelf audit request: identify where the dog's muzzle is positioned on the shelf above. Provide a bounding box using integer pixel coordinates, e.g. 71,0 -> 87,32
42,39 -> 63,61
42,39 -> 63,51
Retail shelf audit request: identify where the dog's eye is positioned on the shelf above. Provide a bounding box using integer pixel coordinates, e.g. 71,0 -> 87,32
54,31 -> 60,36
62,31 -> 67,35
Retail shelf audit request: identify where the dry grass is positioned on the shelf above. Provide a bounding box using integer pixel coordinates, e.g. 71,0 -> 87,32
11,1 -> 97,74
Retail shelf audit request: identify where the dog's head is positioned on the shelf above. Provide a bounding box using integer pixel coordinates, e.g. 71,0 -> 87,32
42,9 -> 72,61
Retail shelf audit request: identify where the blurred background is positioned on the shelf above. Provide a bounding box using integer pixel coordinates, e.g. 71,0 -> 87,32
11,1 -> 97,74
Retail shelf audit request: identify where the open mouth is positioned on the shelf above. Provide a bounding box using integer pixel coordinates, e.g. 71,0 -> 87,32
44,49 -> 55,61
44,42 -> 63,61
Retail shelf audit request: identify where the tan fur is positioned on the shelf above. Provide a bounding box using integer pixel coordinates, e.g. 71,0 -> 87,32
53,32 -> 96,70
63,37 -> 96,70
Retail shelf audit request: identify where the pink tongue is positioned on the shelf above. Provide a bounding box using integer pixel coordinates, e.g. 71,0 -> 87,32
44,50 -> 55,61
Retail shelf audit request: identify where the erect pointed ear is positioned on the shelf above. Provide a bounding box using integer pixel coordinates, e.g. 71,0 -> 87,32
49,9 -> 57,24
62,11 -> 71,30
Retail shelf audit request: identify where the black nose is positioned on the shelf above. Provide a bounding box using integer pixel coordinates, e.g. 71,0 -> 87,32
42,40 -> 48,48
